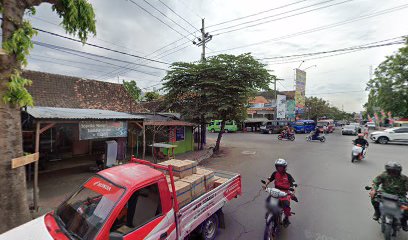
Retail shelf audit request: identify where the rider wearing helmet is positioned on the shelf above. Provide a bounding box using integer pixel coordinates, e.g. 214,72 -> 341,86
353,133 -> 369,155
265,159 -> 296,226
369,162 -> 408,231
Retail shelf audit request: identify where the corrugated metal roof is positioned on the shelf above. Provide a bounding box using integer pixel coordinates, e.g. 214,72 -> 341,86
26,107 -> 145,120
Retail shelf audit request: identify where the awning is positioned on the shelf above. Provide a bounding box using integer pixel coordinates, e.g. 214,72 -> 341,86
26,106 -> 145,120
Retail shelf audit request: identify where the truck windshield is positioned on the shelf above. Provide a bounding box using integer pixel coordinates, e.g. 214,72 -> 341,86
55,177 -> 125,239
317,122 -> 327,127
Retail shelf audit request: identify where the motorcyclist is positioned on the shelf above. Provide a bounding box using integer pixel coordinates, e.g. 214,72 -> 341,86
369,162 -> 408,231
353,133 -> 369,156
312,127 -> 320,140
265,159 -> 296,226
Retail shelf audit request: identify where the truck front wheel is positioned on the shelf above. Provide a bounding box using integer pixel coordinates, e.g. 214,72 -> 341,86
201,214 -> 219,240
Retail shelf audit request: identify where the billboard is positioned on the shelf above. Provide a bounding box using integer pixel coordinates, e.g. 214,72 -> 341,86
295,69 -> 306,114
286,100 -> 296,119
277,95 -> 287,119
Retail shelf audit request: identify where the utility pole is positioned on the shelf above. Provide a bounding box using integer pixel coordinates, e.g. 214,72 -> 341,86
193,19 -> 213,149
193,18 -> 212,62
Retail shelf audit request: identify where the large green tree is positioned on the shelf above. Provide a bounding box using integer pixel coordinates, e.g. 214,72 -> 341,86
0,0 -> 96,232
144,91 -> 161,102
123,80 -> 142,102
163,53 -> 273,152
305,96 -> 353,121
365,38 -> 408,117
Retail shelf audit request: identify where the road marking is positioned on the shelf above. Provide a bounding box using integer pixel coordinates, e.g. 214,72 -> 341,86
241,151 -> 256,155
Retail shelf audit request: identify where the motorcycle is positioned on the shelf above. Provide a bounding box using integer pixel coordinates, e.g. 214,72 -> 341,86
351,142 -> 367,162
278,132 -> 295,141
306,132 -> 326,142
365,186 -> 408,240
261,180 -> 298,240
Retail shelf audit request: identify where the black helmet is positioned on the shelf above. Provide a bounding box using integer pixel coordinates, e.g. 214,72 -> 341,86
385,161 -> 402,175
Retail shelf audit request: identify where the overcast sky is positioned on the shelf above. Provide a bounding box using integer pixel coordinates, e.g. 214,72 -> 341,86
2,0 -> 408,112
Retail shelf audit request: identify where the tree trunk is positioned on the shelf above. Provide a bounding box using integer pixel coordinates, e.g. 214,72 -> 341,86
0,104 -> 31,233
213,120 -> 226,153
0,0 -> 32,233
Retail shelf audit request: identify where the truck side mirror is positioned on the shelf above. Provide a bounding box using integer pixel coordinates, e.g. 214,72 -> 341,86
109,232 -> 124,240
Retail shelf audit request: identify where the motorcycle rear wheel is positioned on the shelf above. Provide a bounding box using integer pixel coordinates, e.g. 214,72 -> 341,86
320,137 -> 326,142
384,224 -> 393,240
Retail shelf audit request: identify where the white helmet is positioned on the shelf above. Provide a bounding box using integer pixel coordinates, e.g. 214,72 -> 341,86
275,158 -> 288,168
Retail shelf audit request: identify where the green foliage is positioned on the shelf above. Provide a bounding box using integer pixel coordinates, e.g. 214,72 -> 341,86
2,72 -> 33,107
0,2 -> 3,13
144,91 -> 161,102
163,54 -> 273,123
163,53 -> 273,151
365,38 -> 408,117
123,80 -> 142,102
27,7 -> 36,16
2,20 -> 37,66
305,96 -> 352,121
52,0 -> 96,43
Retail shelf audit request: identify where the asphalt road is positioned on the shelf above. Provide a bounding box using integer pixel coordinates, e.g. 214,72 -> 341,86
203,131 -> 408,240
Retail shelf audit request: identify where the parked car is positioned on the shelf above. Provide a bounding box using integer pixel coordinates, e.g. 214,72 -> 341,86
260,120 -> 292,134
366,122 -> 376,129
349,122 -> 362,133
207,120 -> 238,133
293,120 -> 315,133
342,125 -> 358,135
370,127 -> 408,144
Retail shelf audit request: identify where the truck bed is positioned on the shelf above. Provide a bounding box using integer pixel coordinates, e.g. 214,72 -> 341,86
177,168 -> 242,238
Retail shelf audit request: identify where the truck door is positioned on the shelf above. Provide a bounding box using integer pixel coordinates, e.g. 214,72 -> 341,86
108,180 -> 176,240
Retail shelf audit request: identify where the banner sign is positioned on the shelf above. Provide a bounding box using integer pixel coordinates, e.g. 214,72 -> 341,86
277,95 -> 287,119
295,69 -> 306,114
286,100 -> 296,119
79,121 -> 127,140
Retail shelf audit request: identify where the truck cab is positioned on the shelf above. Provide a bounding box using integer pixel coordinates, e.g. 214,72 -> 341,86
1,160 -> 241,240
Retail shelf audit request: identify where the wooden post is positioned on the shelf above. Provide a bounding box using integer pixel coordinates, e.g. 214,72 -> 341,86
34,122 -> 40,212
142,123 -> 146,159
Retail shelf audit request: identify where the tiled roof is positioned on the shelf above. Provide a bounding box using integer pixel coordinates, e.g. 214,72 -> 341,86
249,96 -> 270,104
23,70 -> 146,113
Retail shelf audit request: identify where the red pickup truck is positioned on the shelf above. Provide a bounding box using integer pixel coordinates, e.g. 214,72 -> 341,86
0,158 -> 241,240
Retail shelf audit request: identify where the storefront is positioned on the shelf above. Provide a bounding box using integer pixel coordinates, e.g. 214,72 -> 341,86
22,106 -> 145,171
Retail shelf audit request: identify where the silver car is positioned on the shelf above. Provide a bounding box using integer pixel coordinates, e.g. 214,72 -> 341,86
342,125 -> 357,135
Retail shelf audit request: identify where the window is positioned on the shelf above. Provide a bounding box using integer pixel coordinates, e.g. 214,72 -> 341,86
394,128 -> 408,133
110,184 -> 162,235
176,126 -> 185,141
56,177 -> 124,239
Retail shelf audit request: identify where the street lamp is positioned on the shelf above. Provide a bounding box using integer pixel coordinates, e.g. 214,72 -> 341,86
302,65 -> 317,71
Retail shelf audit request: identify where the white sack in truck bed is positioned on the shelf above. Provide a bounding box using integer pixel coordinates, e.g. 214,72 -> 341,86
168,181 -> 192,207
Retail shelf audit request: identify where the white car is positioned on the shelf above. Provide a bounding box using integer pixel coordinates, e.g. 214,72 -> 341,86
366,122 -> 376,129
342,125 -> 358,135
349,122 -> 362,133
370,127 -> 408,144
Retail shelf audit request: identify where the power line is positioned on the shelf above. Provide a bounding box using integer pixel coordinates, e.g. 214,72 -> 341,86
141,0 -> 195,37
29,15 -> 146,55
209,4 -> 408,54
33,41 -> 165,77
207,0 -> 309,28
177,0 -> 202,19
29,26 -> 171,65
264,41 -> 404,65
211,0 -> 353,35
260,37 -> 406,61
126,0 -> 193,40
158,0 -> 199,31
